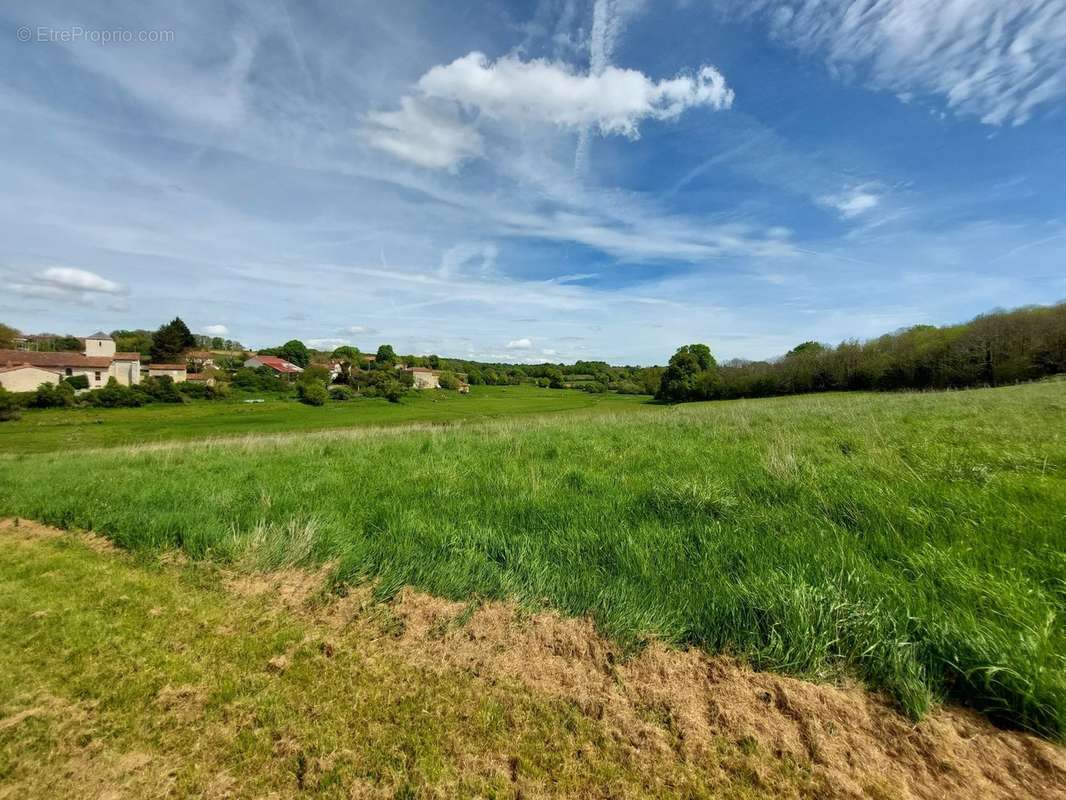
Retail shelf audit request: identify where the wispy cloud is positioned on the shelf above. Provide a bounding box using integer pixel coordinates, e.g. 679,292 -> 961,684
740,0 -> 1066,126
819,186 -> 882,219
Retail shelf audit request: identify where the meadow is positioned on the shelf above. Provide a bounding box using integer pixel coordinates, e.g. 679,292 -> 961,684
0,384 -> 650,454
1,381 -> 1064,741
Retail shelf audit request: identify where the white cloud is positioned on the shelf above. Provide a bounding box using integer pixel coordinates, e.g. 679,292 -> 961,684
202,324 -> 229,336
742,0 -> 1066,126
439,242 -> 498,277
307,337 -> 350,350
361,96 -> 483,171
420,52 -> 733,137
344,325 -> 377,335
365,49 -> 732,170
40,266 -> 124,294
506,337 -> 534,349
819,187 -> 881,219
8,266 -> 128,309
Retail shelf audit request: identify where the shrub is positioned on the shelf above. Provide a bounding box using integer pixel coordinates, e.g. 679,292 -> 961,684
29,381 -> 75,408
232,366 -> 289,393
0,387 -> 20,421
178,380 -> 230,400
296,381 -> 328,406
138,376 -> 183,403
86,378 -> 144,408
438,371 -> 461,390
329,385 -> 355,401
63,374 -> 90,390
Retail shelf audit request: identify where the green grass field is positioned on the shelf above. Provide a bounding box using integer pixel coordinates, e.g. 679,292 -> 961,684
0,525 -> 806,798
0,385 -> 651,454
1,381 -> 1064,740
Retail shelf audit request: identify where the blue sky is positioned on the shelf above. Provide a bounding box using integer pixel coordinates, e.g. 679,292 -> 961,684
2,1 -> 1064,364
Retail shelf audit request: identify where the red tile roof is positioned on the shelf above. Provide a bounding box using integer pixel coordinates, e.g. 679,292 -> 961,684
249,355 -> 303,374
113,352 -> 142,360
0,363 -> 61,375
0,350 -> 111,368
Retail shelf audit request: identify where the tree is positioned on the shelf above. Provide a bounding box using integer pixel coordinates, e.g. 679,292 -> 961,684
332,345 -> 361,361
375,344 -> 397,366
113,330 -> 154,356
53,336 -> 82,351
657,344 -> 718,403
151,318 -> 195,362
296,381 -> 328,406
261,339 -> 311,368
0,387 -> 20,421
0,323 -> 18,349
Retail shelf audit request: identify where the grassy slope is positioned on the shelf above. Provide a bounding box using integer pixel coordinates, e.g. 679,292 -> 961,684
0,385 -> 651,454
0,528 -> 806,798
1,382 -> 1064,738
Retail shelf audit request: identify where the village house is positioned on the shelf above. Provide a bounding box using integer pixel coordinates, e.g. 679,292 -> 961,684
0,332 -> 142,391
243,354 -> 304,377
405,367 -> 441,390
186,351 -> 217,371
148,364 -> 188,383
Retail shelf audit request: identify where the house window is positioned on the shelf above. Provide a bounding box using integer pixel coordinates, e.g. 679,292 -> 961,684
65,368 -> 72,376
95,371 -> 102,381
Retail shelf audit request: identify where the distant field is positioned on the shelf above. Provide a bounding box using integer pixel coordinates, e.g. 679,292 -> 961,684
0,385 -> 651,454
1,382 -> 1064,739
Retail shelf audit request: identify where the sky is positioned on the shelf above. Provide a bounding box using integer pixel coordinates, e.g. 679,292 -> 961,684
1,0 -> 1064,365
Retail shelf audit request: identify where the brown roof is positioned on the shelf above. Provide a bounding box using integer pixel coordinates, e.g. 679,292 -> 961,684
113,352 -> 142,360
148,364 -> 187,370
0,350 -> 111,369
0,363 -> 61,375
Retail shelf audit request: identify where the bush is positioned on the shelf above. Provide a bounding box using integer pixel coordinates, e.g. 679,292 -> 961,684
329,385 -> 355,401
29,381 -> 75,409
63,374 -> 90,391
138,376 -> 184,403
296,381 -> 328,406
232,366 -> 289,393
85,378 -> 144,408
438,371 -> 461,390
0,387 -> 20,421
178,380 -> 230,400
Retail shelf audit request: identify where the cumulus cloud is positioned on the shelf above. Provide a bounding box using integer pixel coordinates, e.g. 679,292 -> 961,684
819,186 -> 881,218
202,324 -> 229,336
40,266 -> 124,294
420,52 -> 733,137
9,266 -> 128,308
364,50 -> 732,169
506,337 -> 534,349
343,325 -> 378,335
361,96 -> 483,171
740,0 -> 1066,126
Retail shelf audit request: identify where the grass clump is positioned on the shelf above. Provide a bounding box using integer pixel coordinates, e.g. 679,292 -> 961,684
1,382 -> 1064,739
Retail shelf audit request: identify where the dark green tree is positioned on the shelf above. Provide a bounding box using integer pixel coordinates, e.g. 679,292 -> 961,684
150,318 -> 195,362
375,344 -> 397,365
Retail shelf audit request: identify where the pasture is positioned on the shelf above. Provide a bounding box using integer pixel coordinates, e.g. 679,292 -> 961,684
1,381 -> 1064,741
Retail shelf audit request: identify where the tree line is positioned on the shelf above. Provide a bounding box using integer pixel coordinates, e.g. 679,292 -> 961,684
657,302 -> 1066,403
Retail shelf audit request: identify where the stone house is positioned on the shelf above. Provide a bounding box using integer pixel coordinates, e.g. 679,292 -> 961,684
0,332 -> 141,390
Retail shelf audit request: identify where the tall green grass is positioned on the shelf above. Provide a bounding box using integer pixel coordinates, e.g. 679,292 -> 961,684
1,382 -> 1064,738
